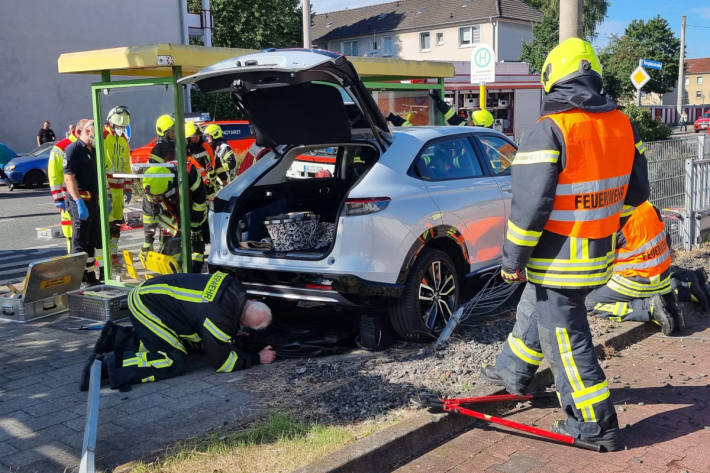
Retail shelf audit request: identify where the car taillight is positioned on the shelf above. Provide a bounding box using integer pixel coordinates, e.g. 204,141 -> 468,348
344,197 -> 391,216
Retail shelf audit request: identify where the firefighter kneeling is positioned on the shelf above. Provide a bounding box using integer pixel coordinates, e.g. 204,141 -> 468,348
80,272 -> 276,391
141,166 -> 207,273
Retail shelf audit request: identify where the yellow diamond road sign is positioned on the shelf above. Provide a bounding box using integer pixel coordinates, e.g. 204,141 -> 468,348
631,66 -> 651,90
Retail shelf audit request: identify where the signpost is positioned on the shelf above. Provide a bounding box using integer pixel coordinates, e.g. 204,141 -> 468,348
470,43 -> 496,110
641,59 -> 662,70
631,59 -> 661,106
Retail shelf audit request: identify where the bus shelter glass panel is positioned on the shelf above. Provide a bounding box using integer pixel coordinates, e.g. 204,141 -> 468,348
456,90 -> 514,133
96,84 -> 191,283
370,90 -> 437,125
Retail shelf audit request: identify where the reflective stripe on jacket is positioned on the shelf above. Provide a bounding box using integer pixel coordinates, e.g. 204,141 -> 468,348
542,110 -> 635,239
613,201 -> 670,280
48,135 -> 76,202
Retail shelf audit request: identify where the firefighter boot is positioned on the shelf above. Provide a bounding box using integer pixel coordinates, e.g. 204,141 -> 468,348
79,354 -> 108,392
83,270 -> 99,286
93,321 -> 119,354
650,294 -> 675,335
480,365 -> 505,386
663,292 -> 685,330
550,419 -> 623,452
693,268 -> 710,312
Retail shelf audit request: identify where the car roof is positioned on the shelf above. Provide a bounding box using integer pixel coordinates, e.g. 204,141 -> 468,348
392,126 -> 511,142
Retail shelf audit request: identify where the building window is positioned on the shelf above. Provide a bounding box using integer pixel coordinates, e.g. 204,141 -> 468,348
420,32 -> 430,51
370,39 -> 379,54
459,25 -> 480,46
698,76 -> 703,85
342,41 -> 359,56
697,90 -> 703,99
383,36 -> 393,56
685,77 -> 690,86
436,32 -> 444,46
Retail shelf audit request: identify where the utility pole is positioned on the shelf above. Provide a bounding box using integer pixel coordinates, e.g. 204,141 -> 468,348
302,0 -> 311,48
559,0 -> 583,41
676,16 -> 687,122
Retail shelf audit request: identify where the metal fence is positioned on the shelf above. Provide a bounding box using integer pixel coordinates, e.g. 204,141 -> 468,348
645,135 -> 710,250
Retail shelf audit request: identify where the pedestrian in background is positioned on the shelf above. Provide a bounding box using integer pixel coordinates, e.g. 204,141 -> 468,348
680,111 -> 688,132
37,121 -> 56,146
66,123 -> 75,138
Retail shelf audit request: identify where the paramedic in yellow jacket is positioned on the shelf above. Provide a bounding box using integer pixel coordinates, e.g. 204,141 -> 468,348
104,106 -> 132,266
48,119 -> 85,253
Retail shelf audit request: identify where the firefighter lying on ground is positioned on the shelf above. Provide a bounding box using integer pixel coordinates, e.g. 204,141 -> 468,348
141,166 -> 207,273
80,272 -> 276,391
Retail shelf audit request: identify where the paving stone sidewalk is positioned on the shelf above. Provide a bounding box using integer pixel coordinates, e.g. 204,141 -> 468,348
394,312 -> 710,473
0,314 -> 256,473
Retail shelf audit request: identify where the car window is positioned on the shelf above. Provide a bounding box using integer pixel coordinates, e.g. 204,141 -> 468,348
415,137 -> 483,180
477,135 -> 516,176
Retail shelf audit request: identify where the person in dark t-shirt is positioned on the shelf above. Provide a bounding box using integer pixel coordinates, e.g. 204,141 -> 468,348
37,121 -> 56,146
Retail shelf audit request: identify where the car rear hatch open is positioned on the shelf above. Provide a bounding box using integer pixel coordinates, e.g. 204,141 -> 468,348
179,49 -> 392,151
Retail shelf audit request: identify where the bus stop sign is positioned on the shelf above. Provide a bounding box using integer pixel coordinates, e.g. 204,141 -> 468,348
470,43 -> 496,84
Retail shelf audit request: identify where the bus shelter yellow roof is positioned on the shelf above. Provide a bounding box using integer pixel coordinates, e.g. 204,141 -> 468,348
58,43 -> 454,80
58,44 -> 254,78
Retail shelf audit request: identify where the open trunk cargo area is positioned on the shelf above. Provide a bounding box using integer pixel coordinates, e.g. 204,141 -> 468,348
227,143 -> 379,259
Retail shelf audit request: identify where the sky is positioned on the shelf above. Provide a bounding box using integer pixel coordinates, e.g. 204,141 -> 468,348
310,0 -> 710,59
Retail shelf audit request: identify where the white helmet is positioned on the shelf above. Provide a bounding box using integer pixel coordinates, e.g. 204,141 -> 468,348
107,105 -> 131,127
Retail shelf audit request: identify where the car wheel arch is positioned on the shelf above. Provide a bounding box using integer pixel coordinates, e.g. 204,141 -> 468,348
395,225 -> 469,286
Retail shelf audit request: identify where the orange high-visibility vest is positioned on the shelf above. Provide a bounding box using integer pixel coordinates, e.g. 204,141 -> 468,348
613,201 -> 670,279
543,110 -> 635,239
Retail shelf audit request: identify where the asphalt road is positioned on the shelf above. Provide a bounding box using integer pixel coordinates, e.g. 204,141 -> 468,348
0,183 -> 69,283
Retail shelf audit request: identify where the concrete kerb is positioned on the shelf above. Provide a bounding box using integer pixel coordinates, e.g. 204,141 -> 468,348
294,320 -> 657,473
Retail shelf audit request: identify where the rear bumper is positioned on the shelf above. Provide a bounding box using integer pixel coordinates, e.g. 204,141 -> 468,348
209,265 -> 404,305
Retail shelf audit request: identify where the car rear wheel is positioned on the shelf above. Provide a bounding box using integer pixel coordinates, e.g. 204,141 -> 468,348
389,248 -> 460,342
23,170 -> 45,188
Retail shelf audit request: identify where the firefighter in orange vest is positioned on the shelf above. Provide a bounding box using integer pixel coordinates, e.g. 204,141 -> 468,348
48,119 -> 83,253
490,38 -> 650,451
585,201 -> 680,333
185,121 -> 218,200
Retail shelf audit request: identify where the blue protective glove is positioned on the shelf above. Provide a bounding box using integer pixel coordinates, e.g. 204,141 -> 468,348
54,200 -> 66,211
75,198 -> 89,221
124,189 -> 132,204
107,194 -> 113,215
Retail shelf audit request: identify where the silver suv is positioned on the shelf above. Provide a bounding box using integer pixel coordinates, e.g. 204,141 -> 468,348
181,49 -> 516,341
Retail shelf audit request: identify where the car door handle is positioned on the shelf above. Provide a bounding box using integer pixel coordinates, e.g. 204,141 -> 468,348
500,184 -> 512,193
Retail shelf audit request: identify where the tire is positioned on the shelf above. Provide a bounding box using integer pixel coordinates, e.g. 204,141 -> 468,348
23,170 -> 45,188
389,248 -> 460,342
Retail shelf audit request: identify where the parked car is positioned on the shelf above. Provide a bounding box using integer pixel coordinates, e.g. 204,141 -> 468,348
180,49 -> 516,341
4,141 -> 55,188
695,112 -> 710,132
0,142 -> 17,169
130,120 -> 255,166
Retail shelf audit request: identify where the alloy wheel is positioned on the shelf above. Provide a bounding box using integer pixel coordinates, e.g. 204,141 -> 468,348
418,260 -> 457,331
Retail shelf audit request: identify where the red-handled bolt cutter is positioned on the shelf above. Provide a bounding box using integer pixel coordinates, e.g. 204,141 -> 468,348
426,392 -> 602,452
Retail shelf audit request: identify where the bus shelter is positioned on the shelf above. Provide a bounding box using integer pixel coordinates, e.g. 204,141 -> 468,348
57,44 -> 454,286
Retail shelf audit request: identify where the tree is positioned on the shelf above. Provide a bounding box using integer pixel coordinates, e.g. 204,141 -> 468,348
211,0 -> 303,49
191,0 -> 304,119
520,0 -> 610,73
599,16 -> 680,102
622,104 -> 671,141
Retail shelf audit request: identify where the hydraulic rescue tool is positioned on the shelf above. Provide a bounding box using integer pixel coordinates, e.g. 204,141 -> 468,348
425,392 -> 603,452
